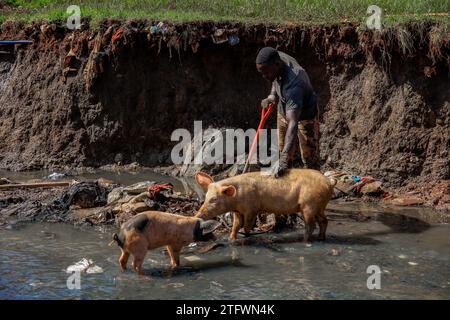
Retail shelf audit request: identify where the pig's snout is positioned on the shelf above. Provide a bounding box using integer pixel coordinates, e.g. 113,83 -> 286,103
195,205 -> 212,220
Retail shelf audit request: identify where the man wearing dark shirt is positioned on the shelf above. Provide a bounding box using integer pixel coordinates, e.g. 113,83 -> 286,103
256,47 -> 320,177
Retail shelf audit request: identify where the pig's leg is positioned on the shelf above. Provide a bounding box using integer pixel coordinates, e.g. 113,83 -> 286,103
316,210 -> 328,241
230,212 -> 243,241
166,245 -> 180,268
119,249 -> 130,271
132,255 -> 145,276
243,214 -> 257,236
130,243 -> 147,275
302,206 -> 316,243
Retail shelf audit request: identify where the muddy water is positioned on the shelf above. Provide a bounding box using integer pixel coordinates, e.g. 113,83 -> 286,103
0,171 -> 449,299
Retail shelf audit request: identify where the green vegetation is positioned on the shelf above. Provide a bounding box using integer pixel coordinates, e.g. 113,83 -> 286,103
1,0 -> 449,25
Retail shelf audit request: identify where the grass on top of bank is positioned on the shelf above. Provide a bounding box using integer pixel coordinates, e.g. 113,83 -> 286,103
1,0 -> 449,26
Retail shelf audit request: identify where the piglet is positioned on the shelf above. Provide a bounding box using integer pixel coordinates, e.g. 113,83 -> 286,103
110,211 -> 220,275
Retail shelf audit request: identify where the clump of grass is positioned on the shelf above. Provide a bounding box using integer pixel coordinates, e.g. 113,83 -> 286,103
0,0 -> 448,26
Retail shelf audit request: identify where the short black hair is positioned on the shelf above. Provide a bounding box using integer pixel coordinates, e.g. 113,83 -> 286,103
256,47 -> 280,65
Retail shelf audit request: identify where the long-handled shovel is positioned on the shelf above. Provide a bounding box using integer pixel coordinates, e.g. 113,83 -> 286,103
242,102 -> 274,174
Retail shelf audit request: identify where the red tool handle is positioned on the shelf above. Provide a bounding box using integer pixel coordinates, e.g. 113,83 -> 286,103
242,102 -> 274,173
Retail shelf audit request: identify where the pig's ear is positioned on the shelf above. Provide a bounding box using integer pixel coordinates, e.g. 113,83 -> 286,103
221,185 -> 236,197
195,171 -> 214,190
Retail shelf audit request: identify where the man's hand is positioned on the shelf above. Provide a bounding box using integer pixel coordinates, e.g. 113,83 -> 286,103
261,95 -> 276,109
273,151 -> 289,178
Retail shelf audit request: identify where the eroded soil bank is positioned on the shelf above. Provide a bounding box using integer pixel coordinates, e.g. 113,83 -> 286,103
0,20 -> 449,206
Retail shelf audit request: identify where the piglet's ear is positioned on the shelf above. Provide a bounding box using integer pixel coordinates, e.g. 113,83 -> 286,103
221,185 -> 236,197
195,171 -> 214,191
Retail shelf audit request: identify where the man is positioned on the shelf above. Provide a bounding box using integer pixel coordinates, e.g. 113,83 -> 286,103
256,47 -> 320,177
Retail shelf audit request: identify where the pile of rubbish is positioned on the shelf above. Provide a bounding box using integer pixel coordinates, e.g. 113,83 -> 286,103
97,181 -> 201,225
324,171 -> 385,198
0,177 -> 202,226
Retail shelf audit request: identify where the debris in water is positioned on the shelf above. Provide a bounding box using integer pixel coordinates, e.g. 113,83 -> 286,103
390,197 -> 424,206
210,281 -> 223,287
66,258 -> 104,274
197,242 -> 225,254
398,254 -> 407,259
184,255 -> 202,262
305,243 -> 312,248
329,249 -> 340,256
0,178 -> 13,185
47,172 -> 71,180
408,261 -> 418,266
163,282 -> 184,289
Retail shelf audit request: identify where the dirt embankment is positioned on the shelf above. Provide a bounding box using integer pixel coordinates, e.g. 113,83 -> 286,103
0,20 -> 449,198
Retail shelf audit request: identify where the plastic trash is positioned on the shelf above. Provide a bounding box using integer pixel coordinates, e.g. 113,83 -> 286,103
184,255 -> 202,262
48,172 -> 70,180
66,258 -> 104,274
228,34 -> 240,46
224,212 -> 233,225
211,29 -> 228,44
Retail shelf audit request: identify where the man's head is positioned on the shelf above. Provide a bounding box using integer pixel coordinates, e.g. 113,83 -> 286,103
256,47 -> 284,82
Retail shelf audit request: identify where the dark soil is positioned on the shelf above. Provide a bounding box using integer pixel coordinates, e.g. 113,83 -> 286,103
0,20 -> 449,198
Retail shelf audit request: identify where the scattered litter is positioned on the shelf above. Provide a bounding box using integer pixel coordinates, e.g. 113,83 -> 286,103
184,255 -> 202,262
148,183 -> 174,199
329,249 -> 340,256
48,172 -> 71,180
66,258 -> 104,274
197,242 -> 224,254
228,34 -> 240,46
275,258 -> 293,266
188,243 -> 198,248
211,29 -> 228,44
408,261 -> 418,266
164,282 -> 185,288
210,281 -> 223,287
111,27 -> 124,45
324,170 -> 384,197
390,197 -> 424,206
0,177 -> 13,185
